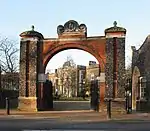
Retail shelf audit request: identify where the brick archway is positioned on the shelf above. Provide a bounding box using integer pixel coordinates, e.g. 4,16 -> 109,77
43,42 -> 105,72
18,20 -> 126,111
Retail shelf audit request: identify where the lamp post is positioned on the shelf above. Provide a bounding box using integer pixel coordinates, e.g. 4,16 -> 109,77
66,76 -> 69,97
54,76 -> 59,98
82,79 -> 86,99
90,74 -> 94,110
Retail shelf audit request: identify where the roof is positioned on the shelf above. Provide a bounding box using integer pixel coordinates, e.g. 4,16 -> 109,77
105,21 -> 126,34
20,25 -> 44,39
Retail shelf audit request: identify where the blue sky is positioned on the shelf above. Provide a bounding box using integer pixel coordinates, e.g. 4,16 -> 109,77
1,0 -> 150,72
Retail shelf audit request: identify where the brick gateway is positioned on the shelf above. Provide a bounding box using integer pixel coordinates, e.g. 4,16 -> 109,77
18,20 -> 126,111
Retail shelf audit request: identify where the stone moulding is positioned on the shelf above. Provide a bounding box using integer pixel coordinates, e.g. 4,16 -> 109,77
20,25 -> 44,39
105,27 -> 126,33
20,31 -> 44,39
105,21 -> 126,34
57,20 -> 87,36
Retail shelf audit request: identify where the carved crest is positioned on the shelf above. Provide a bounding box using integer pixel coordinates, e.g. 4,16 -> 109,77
57,20 -> 87,35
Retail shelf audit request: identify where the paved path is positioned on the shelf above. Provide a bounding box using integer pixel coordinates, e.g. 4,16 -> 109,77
0,115 -> 150,131
0,110 -> 150,131
0,109 -> 150,120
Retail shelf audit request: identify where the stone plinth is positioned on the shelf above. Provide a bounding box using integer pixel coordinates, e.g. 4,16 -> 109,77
18,97 -> 37,112
99,99 -> 126,113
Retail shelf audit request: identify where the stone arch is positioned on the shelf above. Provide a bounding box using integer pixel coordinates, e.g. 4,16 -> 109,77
132,66 -> 141,111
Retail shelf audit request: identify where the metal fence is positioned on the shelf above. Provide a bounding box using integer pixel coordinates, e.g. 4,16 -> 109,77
0,72 -> 19,109
1,72 -> 19,90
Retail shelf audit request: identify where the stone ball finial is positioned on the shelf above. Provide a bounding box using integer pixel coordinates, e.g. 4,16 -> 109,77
31,25 -> 35,31
113,21 -> 117,27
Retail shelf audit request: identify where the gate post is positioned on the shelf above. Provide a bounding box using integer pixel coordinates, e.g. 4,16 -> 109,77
105,21 -> 126,99
43,79 -> 53,110
90,78 -> 100,112
18,26 -> 44,111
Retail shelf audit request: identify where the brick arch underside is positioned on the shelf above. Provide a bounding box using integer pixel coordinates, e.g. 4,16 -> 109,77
43,43 -> 105,72
132,66 -> 141,110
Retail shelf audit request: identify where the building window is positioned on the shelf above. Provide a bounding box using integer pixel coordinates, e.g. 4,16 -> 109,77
139,76 -> 146,99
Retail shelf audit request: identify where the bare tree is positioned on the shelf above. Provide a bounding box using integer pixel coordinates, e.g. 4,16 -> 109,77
0,37 -> 19,73
125,65 -> 132,80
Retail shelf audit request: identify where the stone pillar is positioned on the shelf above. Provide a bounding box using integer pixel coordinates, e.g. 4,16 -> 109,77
105,21 -> 126,99
105,37 -> 114,98
36,40 -> 45,110
18,26 -> 44,111
116,37 -> 126,98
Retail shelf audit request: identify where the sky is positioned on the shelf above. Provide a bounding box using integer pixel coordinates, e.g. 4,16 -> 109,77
1,0 -> 150,73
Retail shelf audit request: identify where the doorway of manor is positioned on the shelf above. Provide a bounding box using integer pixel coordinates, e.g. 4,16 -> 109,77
18,20 -> 126,111
132,66 -> 141,111
45,49 -> 101,111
